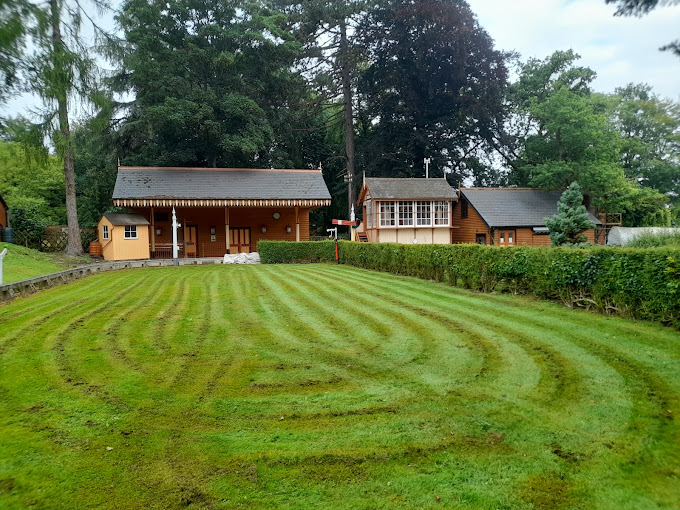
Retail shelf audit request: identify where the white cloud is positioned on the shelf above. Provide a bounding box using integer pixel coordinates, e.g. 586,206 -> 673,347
468,0 -> 680,100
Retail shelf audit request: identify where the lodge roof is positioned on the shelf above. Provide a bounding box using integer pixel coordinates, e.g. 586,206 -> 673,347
112,166 -> 331,201
461,188 -> 602,228
103,213 -> 150,226
360,178 -> 458,201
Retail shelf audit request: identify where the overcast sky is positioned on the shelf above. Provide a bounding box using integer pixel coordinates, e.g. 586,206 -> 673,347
3,0 -> 679,120
468,0 -> 680,100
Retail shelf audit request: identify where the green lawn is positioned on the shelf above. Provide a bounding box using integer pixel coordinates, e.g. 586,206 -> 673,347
0,265 -> 678,509
0,242 -> 92,284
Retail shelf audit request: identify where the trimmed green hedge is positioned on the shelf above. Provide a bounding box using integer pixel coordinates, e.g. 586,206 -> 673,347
258,240 -> 680,327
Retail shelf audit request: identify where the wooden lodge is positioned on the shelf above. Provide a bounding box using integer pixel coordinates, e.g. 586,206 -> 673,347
452,188 -> 602,245
107,166 -> 331,258
356,177 -> 459,244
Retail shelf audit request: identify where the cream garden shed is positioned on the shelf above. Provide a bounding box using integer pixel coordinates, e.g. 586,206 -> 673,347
98,213 -> 150,261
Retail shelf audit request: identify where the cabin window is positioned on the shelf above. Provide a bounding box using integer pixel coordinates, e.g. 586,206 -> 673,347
102,225 -> 109,240
461,200 -> 468,219
380,201 -> 396,226
398,201 -> 413,226
499,230 -> 515,245
416,201 -> 431,226
434,201 -> 449,226
124,225 -> 138,239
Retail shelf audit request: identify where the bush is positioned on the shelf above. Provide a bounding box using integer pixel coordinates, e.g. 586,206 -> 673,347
260,241 -> 680,327
257,240 -> 335,264
627,231 -> 680,248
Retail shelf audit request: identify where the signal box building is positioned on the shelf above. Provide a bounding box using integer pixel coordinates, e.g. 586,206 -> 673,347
356,177 -> 459,244
109,166 -> 331,258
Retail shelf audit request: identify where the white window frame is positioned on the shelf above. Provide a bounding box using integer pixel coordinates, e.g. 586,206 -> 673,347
416,201 -> 432,226
102,224 -> 109,240
380,201 -> 396,227
365,199 -> 372,229
434,201 -> 449,226
398,201 -> 413,226
124,225 -> 138,239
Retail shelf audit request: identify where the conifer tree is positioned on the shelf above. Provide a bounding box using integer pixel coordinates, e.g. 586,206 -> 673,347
545,182 -> 596,246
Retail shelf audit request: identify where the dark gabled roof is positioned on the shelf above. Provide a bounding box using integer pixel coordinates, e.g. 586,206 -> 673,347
112,167 -> 331,201
461,188 -> 602,228
362,178 -> 458,201
103,213 -> 150,226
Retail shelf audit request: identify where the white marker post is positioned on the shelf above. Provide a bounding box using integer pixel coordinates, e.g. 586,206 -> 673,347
172,207 -> 179,260
0,248 -> 7,286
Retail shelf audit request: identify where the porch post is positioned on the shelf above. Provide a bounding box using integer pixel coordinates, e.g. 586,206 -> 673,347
183,218 -> 187,258
295,206 -> 300,242
225,206 -> 230,254
150,206 -> 155,253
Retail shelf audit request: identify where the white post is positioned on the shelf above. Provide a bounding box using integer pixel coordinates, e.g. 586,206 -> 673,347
0,248 -> 7,285
350,205 -> 356,241
172,207 -> 179,259
424,158 -> 431,178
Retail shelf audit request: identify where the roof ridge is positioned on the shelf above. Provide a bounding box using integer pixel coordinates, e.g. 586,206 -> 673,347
118,166 -> 320,173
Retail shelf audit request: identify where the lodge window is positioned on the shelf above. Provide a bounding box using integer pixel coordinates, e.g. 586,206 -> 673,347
124,225 -> 138,239
499,230 -> 515,245
102,225 -> 109,240
416,201 -> 431,226
380,201 -> 396,226
461,199 -> 468,219
398,201 -> 413,226
434,201 -> 449,226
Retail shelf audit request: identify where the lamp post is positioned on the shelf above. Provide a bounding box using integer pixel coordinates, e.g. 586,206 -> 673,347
172,207 -> 179,259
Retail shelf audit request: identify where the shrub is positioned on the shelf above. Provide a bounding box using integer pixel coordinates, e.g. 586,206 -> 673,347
259,241 -> 680,327
627,231 -> 680,248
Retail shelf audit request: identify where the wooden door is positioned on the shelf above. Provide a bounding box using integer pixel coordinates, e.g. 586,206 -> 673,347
185,225 -> 198,257
229,228 -> 251,253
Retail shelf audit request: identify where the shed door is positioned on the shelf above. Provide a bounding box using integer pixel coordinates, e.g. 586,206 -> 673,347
230,228 -> 251,253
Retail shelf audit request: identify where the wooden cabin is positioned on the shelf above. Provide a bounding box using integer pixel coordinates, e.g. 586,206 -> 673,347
356,177 -> 458,244
452,188 -> 602,246
0,195 -> 7,229
111,166 -> 331,258
98,213 -> 151,261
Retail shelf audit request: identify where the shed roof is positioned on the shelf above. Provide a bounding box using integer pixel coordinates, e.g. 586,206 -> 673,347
361,178 -> 458,201
461,188 -> 602,228
112,166 -> 331,201
103,213 -> 150,226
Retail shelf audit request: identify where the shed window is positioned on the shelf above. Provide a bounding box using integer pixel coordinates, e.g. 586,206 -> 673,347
416,201 -> 431,226
398,201 -> 413,226
124,225 -> 138,239
434,201 -> 449,226
380,201 -> 396,227
102,224 -> 109,240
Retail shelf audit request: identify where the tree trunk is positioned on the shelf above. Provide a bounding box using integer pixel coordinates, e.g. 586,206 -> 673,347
340,19 -> 356,217
51,0 -> 82,256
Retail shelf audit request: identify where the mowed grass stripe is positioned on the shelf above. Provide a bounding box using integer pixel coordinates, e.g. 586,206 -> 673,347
324,265 -> 680,506
291,266 -> 503,398
0,264 -> 678,509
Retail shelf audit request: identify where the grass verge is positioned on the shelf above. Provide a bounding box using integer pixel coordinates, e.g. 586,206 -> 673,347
0,242 -> 92,284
